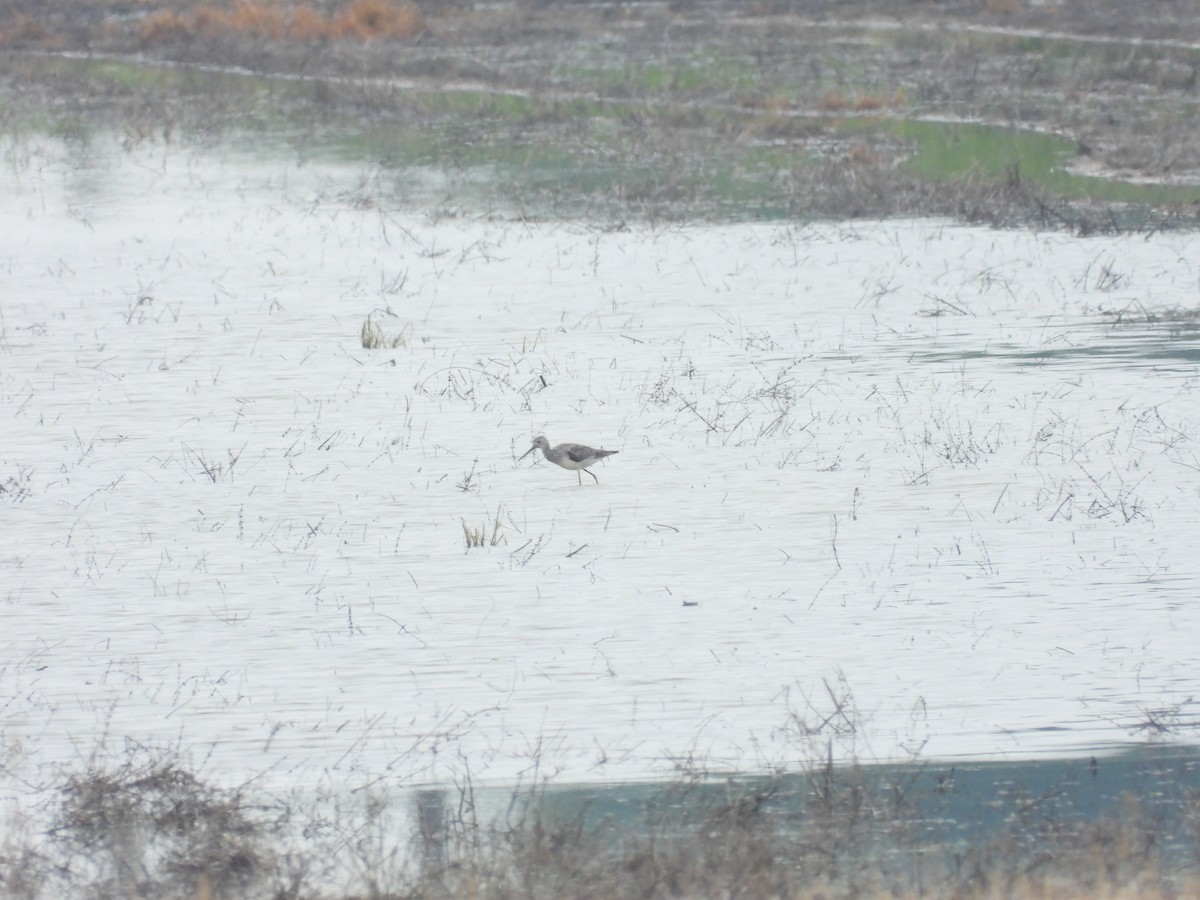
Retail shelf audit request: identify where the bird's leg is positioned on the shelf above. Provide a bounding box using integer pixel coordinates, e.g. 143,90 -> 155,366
584,468 -> 599,484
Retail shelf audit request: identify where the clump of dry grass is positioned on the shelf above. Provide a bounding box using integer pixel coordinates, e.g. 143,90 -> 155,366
462,507 -> 504,550
335,0 -> 422,40
31,754 -> 286,900
360,314 -> 411,349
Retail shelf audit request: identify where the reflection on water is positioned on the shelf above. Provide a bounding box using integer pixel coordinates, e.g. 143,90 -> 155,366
914,318 -> 1200,369
2,137 -> 1200,799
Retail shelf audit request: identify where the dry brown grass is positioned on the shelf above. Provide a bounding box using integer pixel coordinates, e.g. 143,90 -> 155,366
818,89 -> 848,112
136,10 -> 191,43
133,0 -> 423,45
335,0 -> 423,39
288,3 -> 328,40
817,90 -> 906,114
0,12 -> 58,46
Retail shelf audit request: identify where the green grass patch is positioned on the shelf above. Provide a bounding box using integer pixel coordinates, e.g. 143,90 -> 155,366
846,117 -> 1200,205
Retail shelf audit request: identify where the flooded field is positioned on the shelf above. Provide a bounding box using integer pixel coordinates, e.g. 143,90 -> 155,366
4,137 -> 1199,805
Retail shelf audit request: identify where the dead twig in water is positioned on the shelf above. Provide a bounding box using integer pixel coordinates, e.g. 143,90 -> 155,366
830,514 -> 841,571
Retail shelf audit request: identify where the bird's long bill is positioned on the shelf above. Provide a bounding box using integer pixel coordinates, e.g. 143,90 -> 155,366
518,445 -> 536,460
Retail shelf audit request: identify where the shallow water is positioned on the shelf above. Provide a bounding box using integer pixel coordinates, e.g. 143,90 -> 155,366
2,137 -> 1199,798
523,744 -> 1200,865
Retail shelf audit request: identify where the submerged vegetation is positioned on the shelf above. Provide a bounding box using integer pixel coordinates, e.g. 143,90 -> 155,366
3,0 -> 1200,229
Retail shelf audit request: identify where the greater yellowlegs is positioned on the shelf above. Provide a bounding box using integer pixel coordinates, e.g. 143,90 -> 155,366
519,435 -> 618,485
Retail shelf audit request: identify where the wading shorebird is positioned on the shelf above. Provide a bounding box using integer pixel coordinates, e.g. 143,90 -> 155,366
519,435 -> 618,485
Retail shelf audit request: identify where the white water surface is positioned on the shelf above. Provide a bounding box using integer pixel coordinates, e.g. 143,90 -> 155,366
3,140 -> 1199,796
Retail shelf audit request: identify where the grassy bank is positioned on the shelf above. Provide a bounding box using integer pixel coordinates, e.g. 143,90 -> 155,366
3,0 -> 1200,229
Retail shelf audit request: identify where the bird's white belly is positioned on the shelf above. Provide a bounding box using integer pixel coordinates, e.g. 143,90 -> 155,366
553,457 -> 590,470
